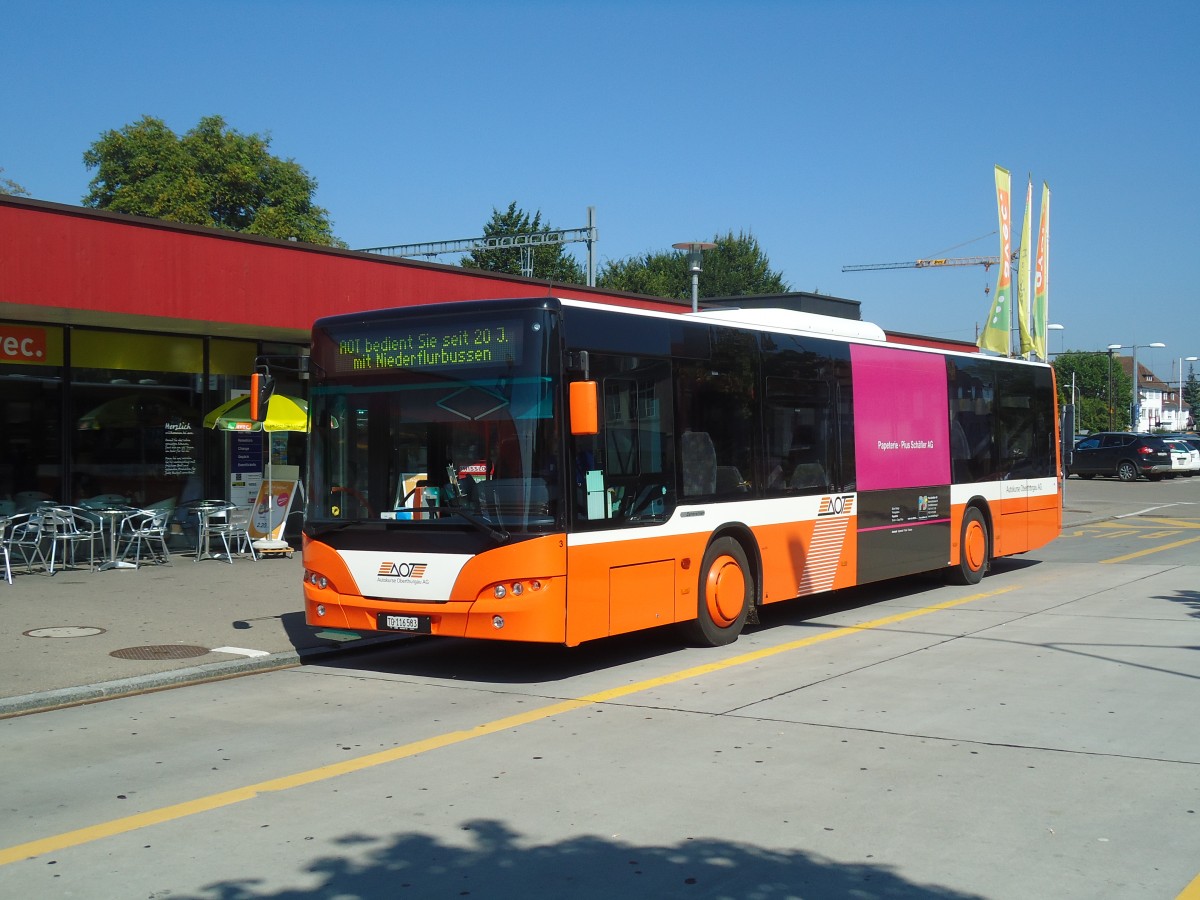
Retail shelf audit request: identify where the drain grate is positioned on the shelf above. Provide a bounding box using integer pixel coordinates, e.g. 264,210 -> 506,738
110,645 -> 210,660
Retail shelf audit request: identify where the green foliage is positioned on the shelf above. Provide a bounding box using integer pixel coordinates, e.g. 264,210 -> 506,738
1053,350 -> 1131,433
459,202 -> 585,283
597,231 -> 789,300
82,115 -> 344,246
1184,364 -> 1200,428
0,167 -> 30,196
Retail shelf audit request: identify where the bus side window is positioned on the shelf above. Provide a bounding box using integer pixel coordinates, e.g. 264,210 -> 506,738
571,355 -> 675,528
674,338 -> 756,501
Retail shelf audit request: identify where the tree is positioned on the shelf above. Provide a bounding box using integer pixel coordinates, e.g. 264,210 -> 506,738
1184,363 -> 1200,429
0,167 -> 30,196
460,202 -> 585,283
1053,350 -> 1131,433
82,115 -> 343,246
597,231 -> 789,300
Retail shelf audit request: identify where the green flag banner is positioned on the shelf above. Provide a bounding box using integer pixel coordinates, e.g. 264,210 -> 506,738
978,165 -> 1013,355
1032,182 -> 1051,361
1016,176 -> 1034,357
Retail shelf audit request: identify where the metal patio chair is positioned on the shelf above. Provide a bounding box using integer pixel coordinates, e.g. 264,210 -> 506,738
204,505 -> 258,563
52,506 -> 103,571
6,511 -> 49,574
0,516 -> 13,584
117,507 -> 173,567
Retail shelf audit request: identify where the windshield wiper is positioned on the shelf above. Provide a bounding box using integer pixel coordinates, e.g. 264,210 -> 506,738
429,506 -> 510,545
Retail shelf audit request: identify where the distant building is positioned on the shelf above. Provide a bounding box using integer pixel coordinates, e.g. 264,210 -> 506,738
1113,356 -> 1184,431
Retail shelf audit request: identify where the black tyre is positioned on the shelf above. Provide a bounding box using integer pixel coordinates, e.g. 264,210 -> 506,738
1117,461 -> 1138,482
947,507 -> 989,585
680,536 -> 752,647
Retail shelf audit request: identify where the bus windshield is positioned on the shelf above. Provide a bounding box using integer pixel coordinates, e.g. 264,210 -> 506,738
306,310 -> 561,536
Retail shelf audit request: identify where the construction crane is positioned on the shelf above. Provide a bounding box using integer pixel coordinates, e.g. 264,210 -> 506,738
842,254 -> 1007,273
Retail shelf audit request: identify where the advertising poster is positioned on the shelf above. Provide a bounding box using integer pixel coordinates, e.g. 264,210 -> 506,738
851,344 -> 952,581
249,464 -> 299,543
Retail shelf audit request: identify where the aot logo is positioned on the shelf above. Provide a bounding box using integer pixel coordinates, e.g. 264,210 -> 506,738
0,326 -> 47,363
817,495 -> 855,517
376,561 -> 428,580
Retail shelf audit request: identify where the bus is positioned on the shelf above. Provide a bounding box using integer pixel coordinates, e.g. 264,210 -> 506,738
302,297 -> 1060,647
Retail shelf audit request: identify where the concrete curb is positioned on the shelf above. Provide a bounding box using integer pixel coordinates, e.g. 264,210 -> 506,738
0,636 -> 405,719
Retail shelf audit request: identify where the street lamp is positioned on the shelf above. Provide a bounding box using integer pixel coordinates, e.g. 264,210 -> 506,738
1176,356 -> 1198,429
1047,323 -> 1065,357
672,241 -> 716,313
1108,341 -> 1166,431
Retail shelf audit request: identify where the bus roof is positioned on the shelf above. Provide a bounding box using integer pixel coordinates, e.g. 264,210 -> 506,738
685,307 -> 888,342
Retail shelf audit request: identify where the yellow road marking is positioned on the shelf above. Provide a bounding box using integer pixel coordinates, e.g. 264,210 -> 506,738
1102,535 -> 1200,564
0,585 -> 1014,866
1178,870 -> 1200,900
1143,517 -> 1200,530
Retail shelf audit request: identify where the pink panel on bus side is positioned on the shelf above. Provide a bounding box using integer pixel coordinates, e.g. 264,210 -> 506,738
851,344 -> 950,490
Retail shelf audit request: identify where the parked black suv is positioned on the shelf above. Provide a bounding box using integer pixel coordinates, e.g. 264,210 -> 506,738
1068,432 -> 1177,481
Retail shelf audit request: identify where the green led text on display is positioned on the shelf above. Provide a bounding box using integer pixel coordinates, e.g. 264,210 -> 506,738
333,321 -> 523,372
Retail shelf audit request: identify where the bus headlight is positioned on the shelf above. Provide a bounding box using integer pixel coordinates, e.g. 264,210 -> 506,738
494,584 -> 506,599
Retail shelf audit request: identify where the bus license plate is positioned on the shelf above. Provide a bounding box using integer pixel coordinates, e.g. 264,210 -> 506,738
377,613 -> 431,634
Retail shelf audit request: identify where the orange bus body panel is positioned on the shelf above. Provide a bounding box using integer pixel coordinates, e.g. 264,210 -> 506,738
304,534 -> 568,643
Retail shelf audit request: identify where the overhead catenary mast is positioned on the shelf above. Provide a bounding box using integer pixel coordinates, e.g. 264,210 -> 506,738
359,206 -> 598,286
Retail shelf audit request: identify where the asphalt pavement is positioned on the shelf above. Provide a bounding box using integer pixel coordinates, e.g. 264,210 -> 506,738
0,489 -> 1126,718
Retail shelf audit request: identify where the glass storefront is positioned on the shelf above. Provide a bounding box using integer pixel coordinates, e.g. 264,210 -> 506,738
0,321 -> 304,516
0,323 -> 63,512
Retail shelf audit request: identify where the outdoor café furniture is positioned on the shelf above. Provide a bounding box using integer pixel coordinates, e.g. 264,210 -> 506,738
53,506 -> 103,572
190,500 -> 235,561
91,506 -> 139,571
6,511 -> 48,574
117,507 -> 172,567
0,515 -> 12,584
8,506 -> 97,575
210,505 -> 258,562
204,505 -> 258,563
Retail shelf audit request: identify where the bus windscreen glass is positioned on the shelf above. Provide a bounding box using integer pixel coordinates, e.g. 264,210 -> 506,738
307,313 -> 558,534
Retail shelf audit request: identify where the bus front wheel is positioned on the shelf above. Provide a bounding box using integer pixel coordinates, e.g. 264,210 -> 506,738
948,507 -> 989,585
681,536 -> 752,647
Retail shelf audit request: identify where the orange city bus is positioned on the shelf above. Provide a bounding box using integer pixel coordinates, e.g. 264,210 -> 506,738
302,297 -> 1061,647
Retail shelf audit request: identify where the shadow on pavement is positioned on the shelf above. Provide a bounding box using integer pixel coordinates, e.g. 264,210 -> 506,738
172,818 -> 985,900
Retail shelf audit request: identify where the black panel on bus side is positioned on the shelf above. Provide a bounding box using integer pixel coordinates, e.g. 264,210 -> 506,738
560,306 -> 709,360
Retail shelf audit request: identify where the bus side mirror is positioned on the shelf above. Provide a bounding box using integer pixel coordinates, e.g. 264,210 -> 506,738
569,381 -> 599,435
250,372 -> 275,422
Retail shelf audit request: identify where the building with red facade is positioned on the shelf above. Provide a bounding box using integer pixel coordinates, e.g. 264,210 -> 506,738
1,195 -> 974,518
0,196 -> 688,514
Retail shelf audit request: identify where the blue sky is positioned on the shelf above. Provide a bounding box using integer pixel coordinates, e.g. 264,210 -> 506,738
4,0 -> 1198,383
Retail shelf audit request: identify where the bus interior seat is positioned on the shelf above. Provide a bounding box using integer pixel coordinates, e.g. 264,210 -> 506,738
681,431 -> 717,496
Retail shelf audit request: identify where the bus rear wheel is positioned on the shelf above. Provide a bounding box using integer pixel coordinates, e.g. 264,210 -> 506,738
948,507 -> 989,585
681,536 -> 752,647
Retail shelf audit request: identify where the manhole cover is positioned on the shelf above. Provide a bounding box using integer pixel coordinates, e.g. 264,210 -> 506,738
25,627 -> 107,638
110,645 -> 210,660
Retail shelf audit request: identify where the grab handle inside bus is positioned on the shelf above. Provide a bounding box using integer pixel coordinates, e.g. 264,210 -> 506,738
569,381 -> 599,435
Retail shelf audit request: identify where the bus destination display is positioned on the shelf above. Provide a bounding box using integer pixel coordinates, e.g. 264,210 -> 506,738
332,320 -> 523,373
